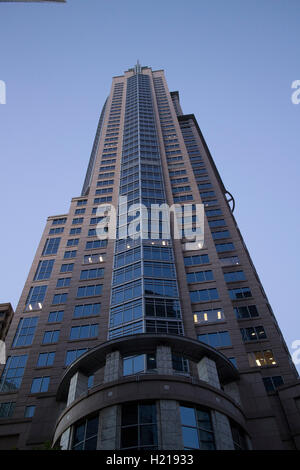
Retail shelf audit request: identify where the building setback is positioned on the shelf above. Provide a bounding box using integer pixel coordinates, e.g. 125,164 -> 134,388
0,63 -> 299,450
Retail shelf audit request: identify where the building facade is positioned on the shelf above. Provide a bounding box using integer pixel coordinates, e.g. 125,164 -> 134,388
0,64 -> 299,450
0,303 -> 13,343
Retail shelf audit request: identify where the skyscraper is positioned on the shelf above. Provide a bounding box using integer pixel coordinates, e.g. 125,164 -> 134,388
0,63 -> 299,451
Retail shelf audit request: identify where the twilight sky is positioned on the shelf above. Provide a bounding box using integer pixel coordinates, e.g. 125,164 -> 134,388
0,0 -> 299,370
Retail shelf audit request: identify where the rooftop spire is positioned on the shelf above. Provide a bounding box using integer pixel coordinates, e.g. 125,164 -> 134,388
135,60 -> 141,74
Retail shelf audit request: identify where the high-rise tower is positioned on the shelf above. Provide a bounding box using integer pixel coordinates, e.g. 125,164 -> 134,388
0,64 -> 299,451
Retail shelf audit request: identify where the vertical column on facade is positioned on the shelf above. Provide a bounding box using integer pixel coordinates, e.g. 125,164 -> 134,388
159,400 -> 183,449
197,356 -> 221,389
223,381 -> 241,405
212,411 -> 235,450
98,405 -> 118,449
156,345 -> 173,374
104,350 -> 122,383
67,371 -> 89,406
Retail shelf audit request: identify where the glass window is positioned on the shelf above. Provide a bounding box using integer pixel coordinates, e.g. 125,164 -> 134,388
48,310 -> 64,323
69,324 -> 98,340
80,268 -> 104,281
65,349 -> 88,366
52,293 -> 68,304
34,260 -> 54,281
228,287 -> 252,300
42,238 -> 61,256
120,402 -> 157,450
12,317 -> 38,347
72,416 -> 99,450
172,353 -> 189,373
24,405 -> 36,418
56,277 -> 71,288
262,376 -> 284,393
0,402 -> 16,418
74,303 -> 101,318
215,243 -> 235,253
64,250 -> 77,259
123,354 -> 156,376
77,285 -> 102,298
145,298 -> 181,319
186,270 -> 214,283
234,305 -> 258,319
37,352 -> 55,367
70,228 -> 81,235
189,288 -> 219,303
30,376 -> 50,393
224,271 -> 246,282
248,350 -> 277,367
240,326 -> 267,342
198,331 -> 231,348
230,422 -> 248,450
219,256 -> 240,266
25,285 -> 47,311
42,330 -> 60,344
180,405 -> 215,450
60,263 -> 74,273
184,254 -> 210,266
193,308 -> 225,324
0,355 -> 28,392
145,319 -> 183,336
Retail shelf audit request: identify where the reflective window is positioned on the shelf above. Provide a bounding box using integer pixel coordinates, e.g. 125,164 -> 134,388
74,303 -> 101,318
37,352 -> 55,367
34,260 -> 54,281
65,348 -> 88,366
189,288 -> 219,303
24,406 -> 36,418
48,310 -> 64,323
12,317 -> 38,347
42,238 -> 61,256
0,402 -> 15,418
186,270 -> 214,283
110,299 -> 142,327
172,353 -> 189,373
224,271 -> 246,282
72,416 -> 99,450
31,376 -> 50,393
69,324 -> 98,340
262,376 -> 284,393
121,402 -> 157,450
180,405 -> 215,450
198,331 -> 231,348
52,293 -> 68,304
184,254 -> 209,266
77,285 -> 102,298
145,298 -> 181,319
0,355 -> 28,392
42,330 -> 60,344
123,354 -> 156,376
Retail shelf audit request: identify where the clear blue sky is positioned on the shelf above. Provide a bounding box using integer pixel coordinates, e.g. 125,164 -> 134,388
0,0 -> 299,370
